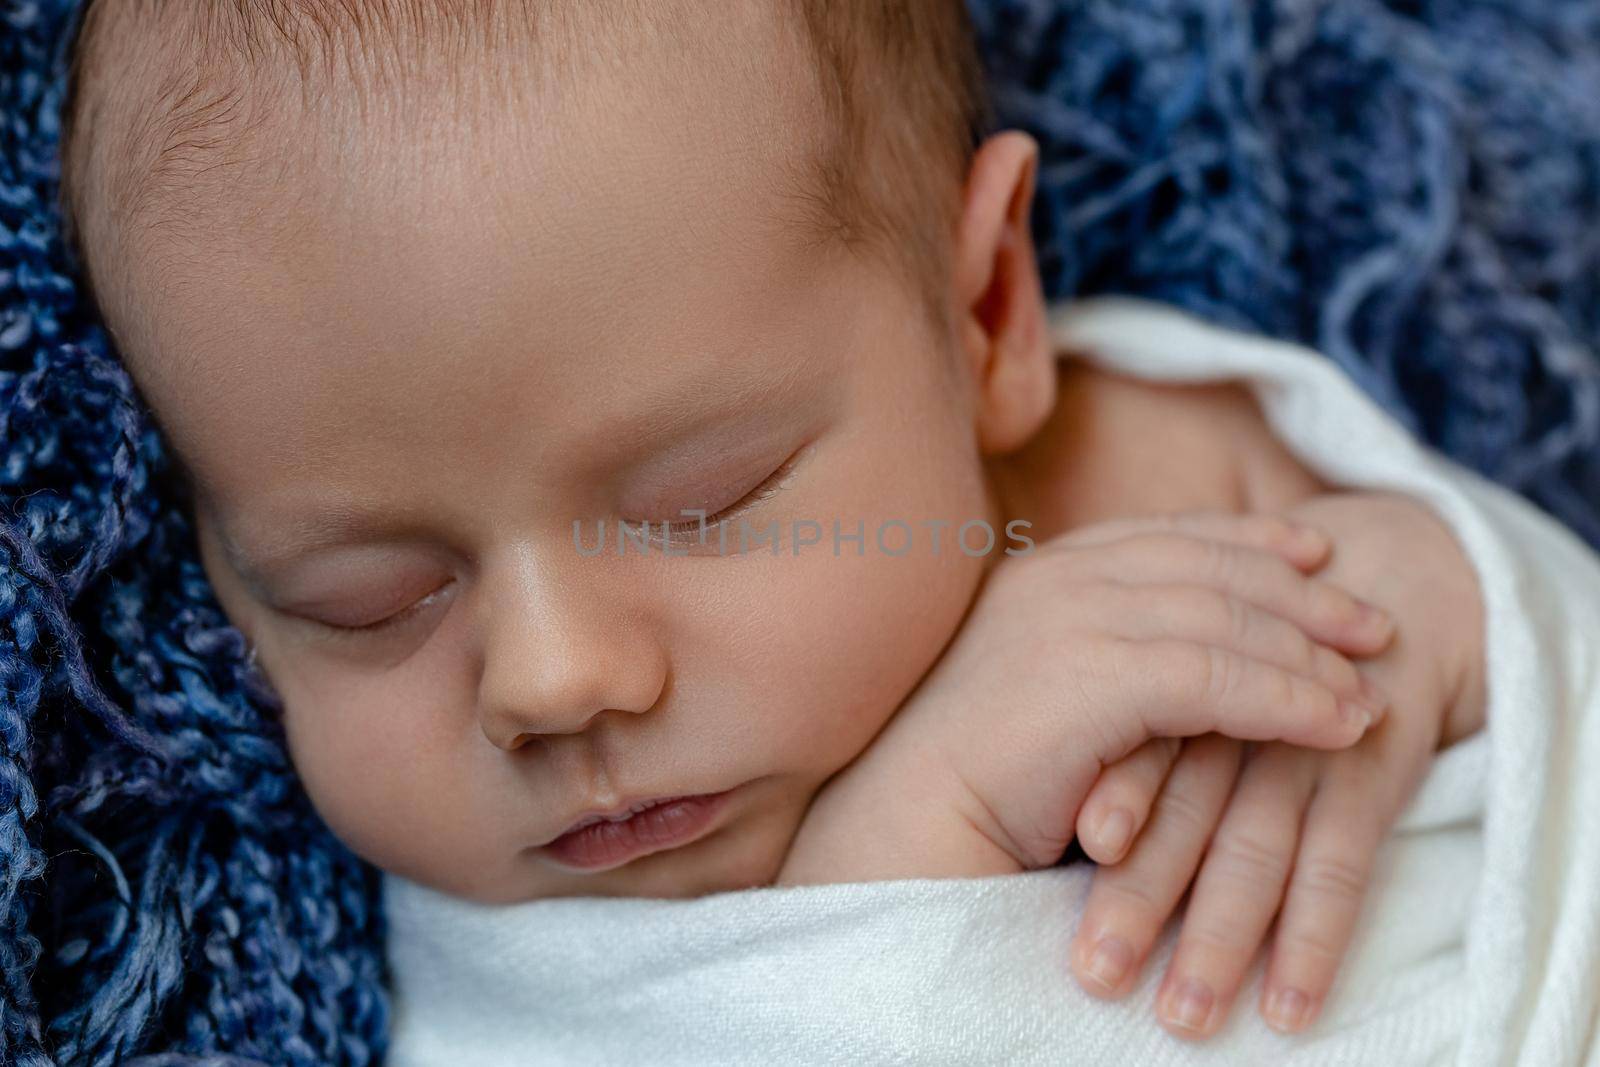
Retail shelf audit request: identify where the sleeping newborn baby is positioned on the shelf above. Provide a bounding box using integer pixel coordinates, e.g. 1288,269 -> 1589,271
58,0 -> 1486,1047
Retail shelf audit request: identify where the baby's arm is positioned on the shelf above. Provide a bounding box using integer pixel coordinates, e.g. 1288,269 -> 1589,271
1069,489 -> 1485,1038
774,510 -> 1396,886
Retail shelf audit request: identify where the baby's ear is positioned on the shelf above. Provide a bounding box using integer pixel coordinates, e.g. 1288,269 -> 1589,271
952,130 -> 1056,457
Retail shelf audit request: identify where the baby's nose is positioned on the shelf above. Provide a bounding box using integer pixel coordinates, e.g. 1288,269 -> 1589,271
477,633 -> 669,749
473,573 -> 667,750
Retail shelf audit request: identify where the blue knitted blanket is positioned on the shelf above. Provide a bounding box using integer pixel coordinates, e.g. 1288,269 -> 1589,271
2,1 -> 1597,1063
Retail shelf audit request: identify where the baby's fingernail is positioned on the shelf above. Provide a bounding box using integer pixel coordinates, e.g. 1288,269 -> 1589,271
1082,935 -> 1132,992
1359,674 -> 1390,719
1161,977 -> 1215,1034
1265,987 -> 1313,1032
1339,699 -> 1374,733
1357,600 -> 1396,637
1293,524 -> 1330,557
1096,808 -> 1134,858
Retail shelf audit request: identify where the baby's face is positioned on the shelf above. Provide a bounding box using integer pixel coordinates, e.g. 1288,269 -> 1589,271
114,30 -> 1005,902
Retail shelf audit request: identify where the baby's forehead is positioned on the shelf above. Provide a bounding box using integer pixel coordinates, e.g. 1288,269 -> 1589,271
68,2 -> 988,399
104,53 -> 868,521
70,1 -> 845,380
67,1 -> 833,294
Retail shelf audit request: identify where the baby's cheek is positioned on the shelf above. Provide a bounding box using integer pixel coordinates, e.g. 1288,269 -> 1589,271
277,692 -> 477,883
787,531 -> 990,765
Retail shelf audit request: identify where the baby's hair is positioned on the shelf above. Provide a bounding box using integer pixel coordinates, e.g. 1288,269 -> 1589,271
57,0 -> 992,344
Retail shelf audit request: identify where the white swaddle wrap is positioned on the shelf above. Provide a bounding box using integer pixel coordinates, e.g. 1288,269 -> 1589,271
383,297 -> 1600,1066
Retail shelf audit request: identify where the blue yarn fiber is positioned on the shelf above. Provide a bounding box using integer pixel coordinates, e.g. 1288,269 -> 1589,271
1,0 -> 1597,1062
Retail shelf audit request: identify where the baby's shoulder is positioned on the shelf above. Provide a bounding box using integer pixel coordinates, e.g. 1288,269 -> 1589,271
1006,358 -> 1328,533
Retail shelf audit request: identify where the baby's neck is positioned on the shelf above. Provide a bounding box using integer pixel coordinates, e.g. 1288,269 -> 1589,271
988,356 -> 1324,539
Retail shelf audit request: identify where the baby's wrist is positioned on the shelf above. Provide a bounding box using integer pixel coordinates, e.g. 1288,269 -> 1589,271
775,731 -> 1021,886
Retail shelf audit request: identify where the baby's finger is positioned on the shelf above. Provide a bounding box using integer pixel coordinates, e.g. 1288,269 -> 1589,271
1154,746 -> 1319,1039
1096,582 -> 1387,715
1054,511 -> 1332,573
1076,738 -> 1182,864
1071,736 -> 1242,999
1260,768 -> 1391,1034
1110,639 -> 1379,753
1080,533 -> 1397,657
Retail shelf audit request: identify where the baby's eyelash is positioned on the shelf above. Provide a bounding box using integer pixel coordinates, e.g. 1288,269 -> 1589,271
663,475 -> 783,535
651,449 -> 806,540
319,582 -> 453,638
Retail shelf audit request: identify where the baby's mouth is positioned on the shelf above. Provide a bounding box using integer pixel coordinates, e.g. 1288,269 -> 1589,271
558,794 -> 698,836
539,788 -> 738,872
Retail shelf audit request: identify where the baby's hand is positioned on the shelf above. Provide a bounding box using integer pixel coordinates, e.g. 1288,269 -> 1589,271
777,511 -> 1396,886
1069,491 -> 1485,1039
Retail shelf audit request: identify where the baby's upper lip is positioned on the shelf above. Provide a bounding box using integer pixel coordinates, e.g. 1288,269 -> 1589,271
544,792 -> 702,843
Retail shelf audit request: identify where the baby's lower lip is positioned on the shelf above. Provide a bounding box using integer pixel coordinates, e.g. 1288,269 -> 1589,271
539,789 -> 736,872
